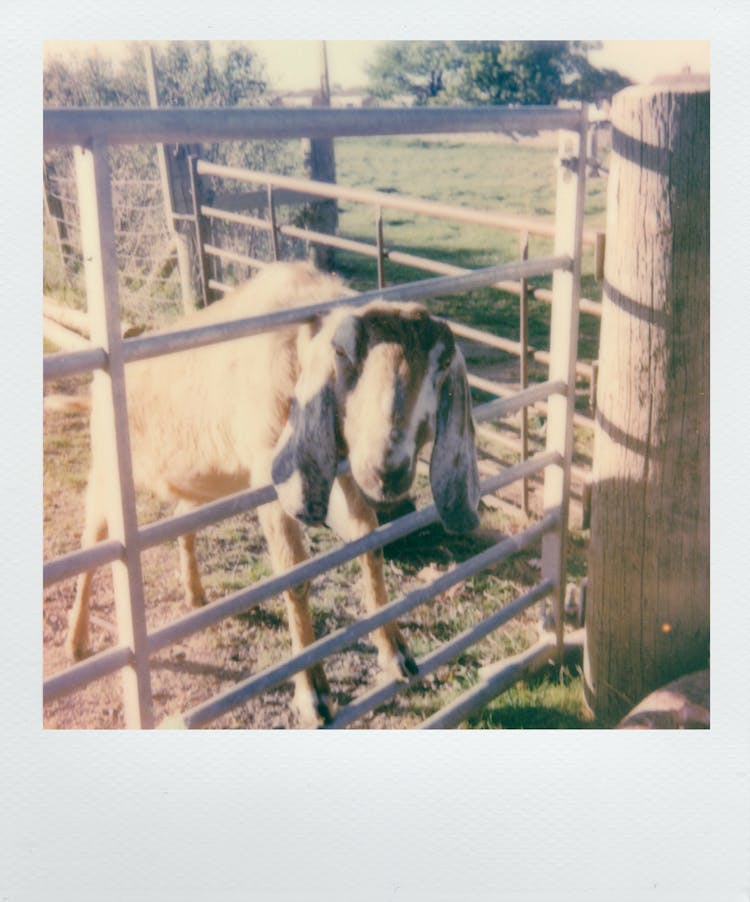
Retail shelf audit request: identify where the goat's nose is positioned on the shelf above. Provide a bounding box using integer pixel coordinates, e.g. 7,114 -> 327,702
377,459 -> 412,496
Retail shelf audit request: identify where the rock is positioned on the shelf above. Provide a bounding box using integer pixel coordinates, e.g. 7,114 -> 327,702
617,670 -> 710,729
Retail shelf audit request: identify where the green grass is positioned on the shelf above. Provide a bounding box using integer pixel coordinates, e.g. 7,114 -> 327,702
330,136 -> 604,380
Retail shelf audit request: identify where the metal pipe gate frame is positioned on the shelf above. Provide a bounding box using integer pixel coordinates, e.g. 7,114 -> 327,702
42,104 -> 589,729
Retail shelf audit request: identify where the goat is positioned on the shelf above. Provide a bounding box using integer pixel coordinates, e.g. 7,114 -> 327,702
61,261 -> 480,725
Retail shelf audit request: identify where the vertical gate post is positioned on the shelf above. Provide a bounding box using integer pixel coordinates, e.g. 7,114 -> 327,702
267,184 -> 280,261
375,205 -> 386,289
519,231 -> 530,515
541,108 -> 588,658
584,85 -> 710,723
74,142 -> 154,729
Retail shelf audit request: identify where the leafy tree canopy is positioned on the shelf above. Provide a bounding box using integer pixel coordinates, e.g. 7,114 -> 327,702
43,42 -> 288,173
367,41 -> 630,105
44,41 -> 269,109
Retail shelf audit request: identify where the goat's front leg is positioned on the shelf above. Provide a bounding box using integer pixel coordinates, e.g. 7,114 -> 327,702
327,473 -> 418,682
257,499 -> 334,727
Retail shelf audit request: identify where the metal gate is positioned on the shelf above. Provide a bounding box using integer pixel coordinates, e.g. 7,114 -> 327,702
43,104 -> 587,728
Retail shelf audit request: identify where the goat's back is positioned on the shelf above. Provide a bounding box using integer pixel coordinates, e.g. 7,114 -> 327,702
113,263 -> 353,504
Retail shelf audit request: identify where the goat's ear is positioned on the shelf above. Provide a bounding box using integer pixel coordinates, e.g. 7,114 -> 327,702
430,348 -> 481,533
272,333 -> 340,525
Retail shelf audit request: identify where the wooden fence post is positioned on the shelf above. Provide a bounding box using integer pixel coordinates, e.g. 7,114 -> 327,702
302,42 -> 338,270
584,85 -> 710,723
43,161 -> 75,280
143,44 -> 200,311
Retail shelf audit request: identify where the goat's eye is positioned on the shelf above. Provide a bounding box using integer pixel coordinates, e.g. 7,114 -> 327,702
435,354 -> 453,378
334,345 -> 352,365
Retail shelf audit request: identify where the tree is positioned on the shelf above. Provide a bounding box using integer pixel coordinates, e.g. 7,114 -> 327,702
366,41 -> 630,105
366,41 -> 464,105
43,43 -> 295,309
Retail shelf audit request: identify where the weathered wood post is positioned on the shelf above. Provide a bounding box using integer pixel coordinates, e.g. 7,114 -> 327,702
584,84 -> 710,723
144,45 -> 210,308
302,41 -> 338,270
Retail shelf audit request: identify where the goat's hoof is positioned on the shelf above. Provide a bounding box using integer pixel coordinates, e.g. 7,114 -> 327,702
294,666 -> 336,728
377,623 -> 419,683
378,642 -> 419,683
64,632 -> 89,663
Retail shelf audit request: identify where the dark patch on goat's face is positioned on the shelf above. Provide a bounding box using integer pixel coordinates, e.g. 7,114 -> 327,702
272,384 -> 338,524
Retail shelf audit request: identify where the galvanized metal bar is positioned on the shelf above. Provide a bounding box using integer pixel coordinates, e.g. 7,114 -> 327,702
277,222 -> 382,257
473,380 -> 567,423
202,243 -> 261,268
519,232 -> 531,515
44,105 -> 584,151
375,206 -> 386,289
448,319 -> 523,357
168,511 -> 561,728
541,109 -> 589,662
43,539 -> 123,588
138,484 -> 277,551
420,636 -> 558,729
325,579 -> 555,729
74,141 -> 154,728
43,345 -> 108,381
43,644 -> 134,704
116,258 -> 572,365
266,184 -> 280,261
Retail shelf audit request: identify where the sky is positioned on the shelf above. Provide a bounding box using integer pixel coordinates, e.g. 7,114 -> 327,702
43,39 -> 710,93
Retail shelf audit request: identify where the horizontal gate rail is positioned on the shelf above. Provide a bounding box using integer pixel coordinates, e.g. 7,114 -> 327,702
168,511 -> 561,729
43,105 -> 585,150
197,162 -> 602,249
421,636 -> 560,729
43,257 -> 571,381
420,630 -> 585,729
43,450 -> 561,704
43,538 -> 124,588
43,644 -> 134,704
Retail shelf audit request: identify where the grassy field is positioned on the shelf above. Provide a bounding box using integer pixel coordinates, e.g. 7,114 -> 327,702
43,132 -> 607,729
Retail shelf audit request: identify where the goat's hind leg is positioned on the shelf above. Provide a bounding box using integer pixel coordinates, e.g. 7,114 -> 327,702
327,474 -> 418,682
174,499 -> 207,607
65,472 -> 107,661
257,500 -> 334,727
